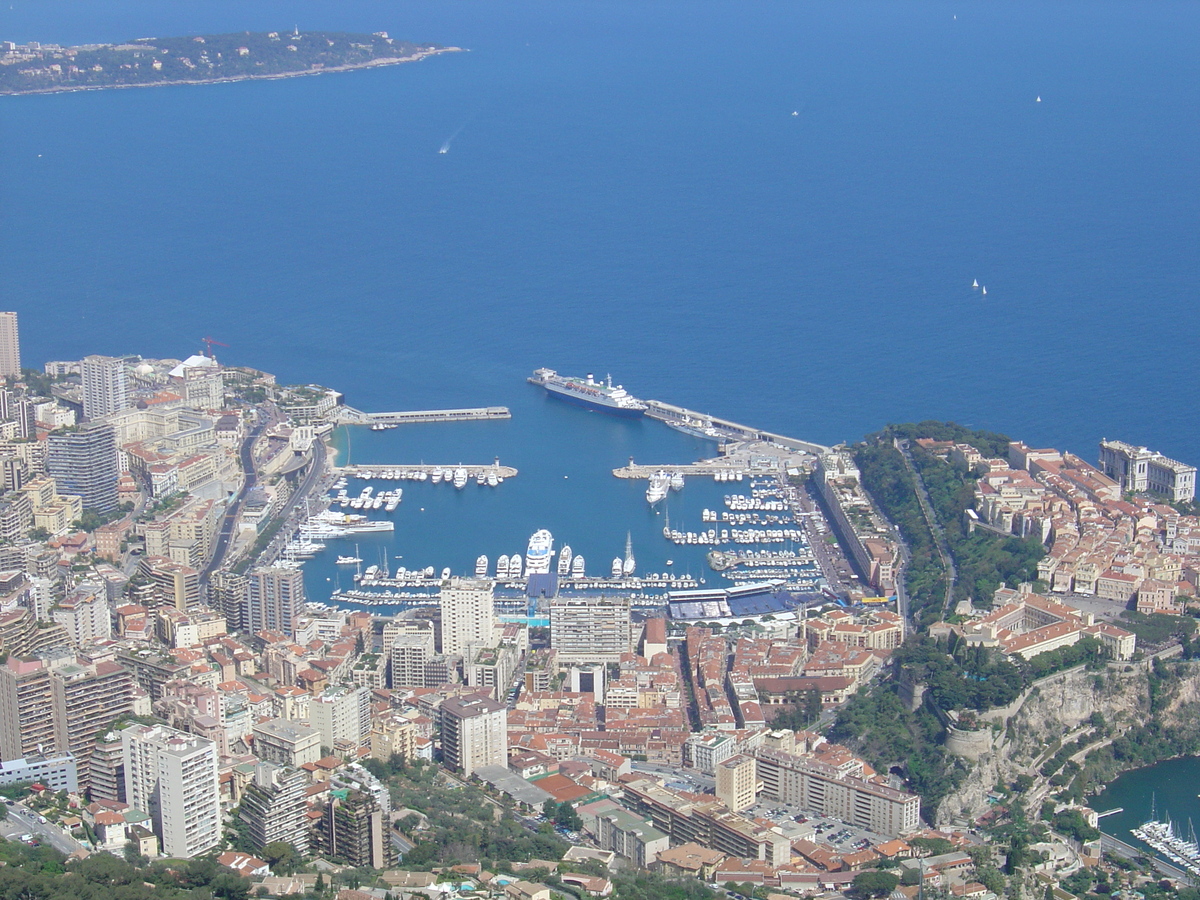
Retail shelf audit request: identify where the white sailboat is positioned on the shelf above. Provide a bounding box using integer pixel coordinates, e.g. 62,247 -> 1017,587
972,278 -> 979,289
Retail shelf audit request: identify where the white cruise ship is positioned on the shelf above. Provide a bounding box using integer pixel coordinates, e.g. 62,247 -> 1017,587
526,529 -> 554,575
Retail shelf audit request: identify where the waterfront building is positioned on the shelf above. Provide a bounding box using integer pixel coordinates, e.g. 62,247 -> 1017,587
1099,438 -> 1196,502
316,787 -> 393,869
715,753 -> 758,813
0,312 -> 19,377
438,577 -> 496,656
238,762 -> 310,857
816,450 -> 899,594
752,747 -> 920,838
245,565 -> 306,637
46,422 -> 119,512
122,723 -> 221,859
252,718 -> 322,768
81,354 -> 129,420
439,694 -> 507,776
549,594 -> 632,664
310,684 -> 371,751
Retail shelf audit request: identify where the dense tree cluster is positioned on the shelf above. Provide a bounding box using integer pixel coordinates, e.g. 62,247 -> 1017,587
360,756 -> 567,869
0,840 -> 250,900
827,677 -> 964,812
854,421 -> 1045,626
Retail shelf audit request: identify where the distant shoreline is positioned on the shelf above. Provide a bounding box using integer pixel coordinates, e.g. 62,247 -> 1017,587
0,45 -> 464,97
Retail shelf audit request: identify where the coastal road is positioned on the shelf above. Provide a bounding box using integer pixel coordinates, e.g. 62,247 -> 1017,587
202,407 -> 270,582
260,435 -> 329,567
1,802 -> 86,856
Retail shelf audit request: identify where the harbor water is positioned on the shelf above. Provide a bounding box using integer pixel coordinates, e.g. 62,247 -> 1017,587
1093,756 -> 1200,853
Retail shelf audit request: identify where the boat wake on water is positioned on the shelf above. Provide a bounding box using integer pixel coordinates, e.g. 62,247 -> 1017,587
438,114 -> 475,154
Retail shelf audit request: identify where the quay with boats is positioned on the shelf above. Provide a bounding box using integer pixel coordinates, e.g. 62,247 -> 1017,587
337,405 -> 510,426
1132,817 -> 1200,878
337,461 -> 516,484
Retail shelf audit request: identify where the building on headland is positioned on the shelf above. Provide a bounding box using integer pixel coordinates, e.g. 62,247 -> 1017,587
1099,439 -> 1196,502
121,723 -> 220,859
0,312 -> 20,378
550,594 -> 632,664
957,589 -> 1136,661
815,450 -> 899,594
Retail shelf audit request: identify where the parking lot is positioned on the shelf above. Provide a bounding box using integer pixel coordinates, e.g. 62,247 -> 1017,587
745,800 -> 888,853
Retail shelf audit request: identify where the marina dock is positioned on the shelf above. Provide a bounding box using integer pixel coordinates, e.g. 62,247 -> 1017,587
337,406 -> 510,425
613,439 -> 818,480
338,462 -> 518,480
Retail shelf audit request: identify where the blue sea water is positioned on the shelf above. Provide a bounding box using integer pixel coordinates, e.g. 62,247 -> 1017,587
1,0 -> 1199,592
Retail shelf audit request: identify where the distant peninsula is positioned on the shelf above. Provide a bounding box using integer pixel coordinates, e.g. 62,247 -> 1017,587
0,30 -> 462,96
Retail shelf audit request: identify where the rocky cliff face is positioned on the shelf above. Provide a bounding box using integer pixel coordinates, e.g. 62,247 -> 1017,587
936,663 -> 1154,825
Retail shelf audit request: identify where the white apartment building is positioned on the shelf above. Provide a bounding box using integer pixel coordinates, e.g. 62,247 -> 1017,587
439,695 -> 507,776
82,354 -> 130,421
121,723 -> 220,858
0,312 -> 19,378
309,684 -> 370,751
50,583 -> 111,647
549,594 -> 631,663
438,578 -> 496,656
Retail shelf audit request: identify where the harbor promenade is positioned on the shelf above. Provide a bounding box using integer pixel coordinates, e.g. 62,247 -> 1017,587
645,399 -> 830,455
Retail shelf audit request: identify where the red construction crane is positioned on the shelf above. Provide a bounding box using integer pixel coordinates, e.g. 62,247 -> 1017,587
201,336 -> 229,359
